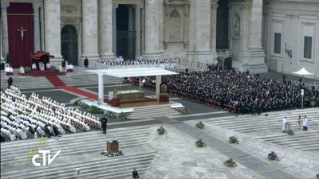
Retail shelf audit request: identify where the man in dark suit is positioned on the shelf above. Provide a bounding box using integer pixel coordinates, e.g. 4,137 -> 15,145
132,168 -> 139,179
101,116 -> 108,134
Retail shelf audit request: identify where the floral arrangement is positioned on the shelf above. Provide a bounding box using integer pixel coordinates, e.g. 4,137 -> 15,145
195,139 -> 206,147
229,136 -> 239,144
175,107 -> 190,115
51,66 -> 59,72
73,100 -> 104,114
105,111 -> 117,119
118,112 -> 132,121
24,66 -> 31,73
287,128 -> 294,135
160,93 -> 169,96
224,158 -> 237,167
268,151 -> 279,161
101,150 -> 124,157
195,121 -> 205,129
157,126 -> 166,135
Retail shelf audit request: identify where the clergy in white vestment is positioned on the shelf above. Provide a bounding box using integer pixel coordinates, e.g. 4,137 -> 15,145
32,63 -> 37,70
282,117 -> 287,132
39,62 -> 45,71
303,116 -> 308,131
20,66 -> 25,74
46,62 -> 51,70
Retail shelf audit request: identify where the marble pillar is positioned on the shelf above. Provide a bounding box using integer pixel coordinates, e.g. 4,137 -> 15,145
113,4 -> 118,56
99,0 -> 114,61
188,0 -> 213,64
249,0 -> 263,49
82,0 -> 100,64
98,71 -> 104,105
44,0 -> 62,65
33,3 -> 42,52
238,1 -> 268,74
156,75 -> 161,101
128,5 -> 134,60
211,2 -> 218,62
0,21 -> 3,60
1,2 -> 9,59
134,4 -> 142,59
143,0 -> 161,59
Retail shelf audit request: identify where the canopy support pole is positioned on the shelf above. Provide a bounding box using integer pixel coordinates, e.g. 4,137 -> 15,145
98,71 -> 104,105
156,75 -> 161,101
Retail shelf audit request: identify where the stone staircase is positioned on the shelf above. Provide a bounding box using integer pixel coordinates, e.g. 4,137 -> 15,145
0,76 -> 54,89
128,104 -> 181,119
58,74 -> 123,87
202,108 -> 319,152
0,126 -> 157,179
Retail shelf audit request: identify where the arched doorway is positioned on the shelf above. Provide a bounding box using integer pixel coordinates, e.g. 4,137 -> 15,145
61,25 -> 78,65
224,57 -> 232,70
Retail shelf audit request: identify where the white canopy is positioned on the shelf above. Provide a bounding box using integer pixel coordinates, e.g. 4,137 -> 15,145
85,68 -> 178,78
291,67 -> 314,76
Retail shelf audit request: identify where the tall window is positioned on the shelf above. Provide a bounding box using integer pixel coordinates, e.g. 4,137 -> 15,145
304,36 -> 312,59
274,33 -> 281,54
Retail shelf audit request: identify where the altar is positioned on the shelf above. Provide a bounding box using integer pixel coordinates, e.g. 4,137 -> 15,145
116,90 -> 145,101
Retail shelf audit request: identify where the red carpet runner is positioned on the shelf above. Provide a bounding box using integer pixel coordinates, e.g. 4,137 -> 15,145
20,70 -> 67,77
46,75 -> 157,104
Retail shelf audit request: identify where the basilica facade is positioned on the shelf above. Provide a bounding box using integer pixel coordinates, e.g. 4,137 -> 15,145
1,0 -> 318,77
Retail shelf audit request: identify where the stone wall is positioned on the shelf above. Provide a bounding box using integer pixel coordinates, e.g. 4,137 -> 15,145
263,0 -> 319,79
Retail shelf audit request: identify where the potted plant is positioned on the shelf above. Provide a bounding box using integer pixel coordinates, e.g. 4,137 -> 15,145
195,139 -> 205,147
157,126 -> 166,135
287,128 -> 294,135
195,121 -> 205,129
316,174 -> 319,179
229,136 -> 239,144
224,158 -> 237,167
268,151 -> 279,161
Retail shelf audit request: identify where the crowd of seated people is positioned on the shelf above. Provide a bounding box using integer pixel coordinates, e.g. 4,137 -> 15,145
0,86 -> 101,142
133,65 -> 319,114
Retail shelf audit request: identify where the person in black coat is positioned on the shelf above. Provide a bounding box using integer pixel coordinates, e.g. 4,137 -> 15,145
44,124 -> 52,138
101,116 -> 108,134
84,57 -> 89,68
53,125 -> 60,137
132,168 -> 139,179
7,77 -> 13,88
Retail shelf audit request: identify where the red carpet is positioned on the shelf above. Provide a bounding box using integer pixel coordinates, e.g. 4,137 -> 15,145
46,76 -> 66,87
20,70 -> 66,77
45,75 -> 157,104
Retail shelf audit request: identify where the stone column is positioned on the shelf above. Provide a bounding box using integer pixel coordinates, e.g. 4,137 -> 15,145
0,21 -> 3,60
128,5 -> 134,59
113,4 -> 118,56
211,1 -> 218,61
189,0 -> 212,64
1,2 -> 10,59
249,0 -> 263,49
33,3 -> 42,52
98,71 -> 104,104
156,75 -> 161,101
143,0 -> 161,59
240,4 -> 250,51
99,0 -> 114,61
44,0 -> 63,65
82,0 -> 100,64
134,4 -> 142,59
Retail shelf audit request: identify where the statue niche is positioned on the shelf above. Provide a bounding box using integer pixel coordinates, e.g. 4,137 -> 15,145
169,10 -> 181,41
233,14 -> 240,36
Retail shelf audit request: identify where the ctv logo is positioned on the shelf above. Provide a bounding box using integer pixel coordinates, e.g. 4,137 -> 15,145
28,135 -> 61,166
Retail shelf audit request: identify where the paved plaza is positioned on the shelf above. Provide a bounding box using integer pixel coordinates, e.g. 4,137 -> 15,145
1,69 -> 319,179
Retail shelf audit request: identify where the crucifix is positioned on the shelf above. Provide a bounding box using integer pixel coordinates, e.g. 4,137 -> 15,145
17,27 -> 27,43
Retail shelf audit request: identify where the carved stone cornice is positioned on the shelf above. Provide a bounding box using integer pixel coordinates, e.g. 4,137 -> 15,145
1,2 -> 10,9
61,5 -> 78,14
164,0 -> 190,4
211,4 -> 219,9
32,3 -> 42,10
113,4 -> 119,9
241,5 -> 250,9
61,18 -> 81,32
133,4 -> 143,9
